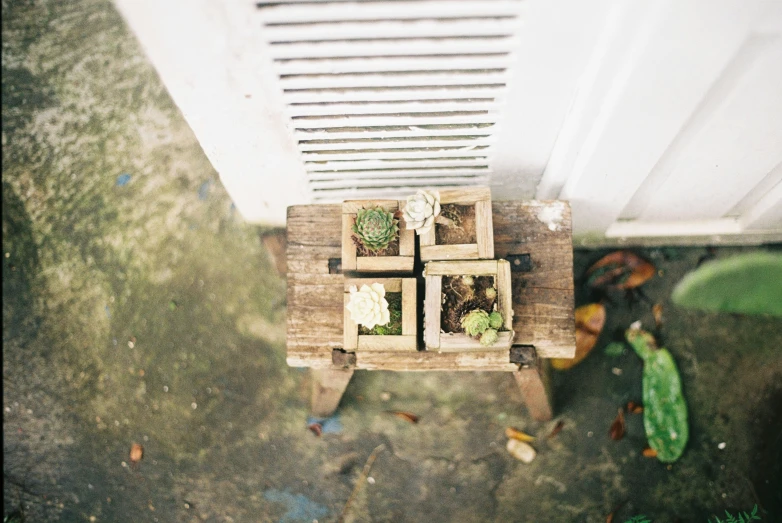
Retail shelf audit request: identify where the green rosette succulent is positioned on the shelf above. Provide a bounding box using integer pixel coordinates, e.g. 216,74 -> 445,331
480,328 -> 498,346
488,311 -> 503,330
353,207 -> 399,252
461,309 -> 490,337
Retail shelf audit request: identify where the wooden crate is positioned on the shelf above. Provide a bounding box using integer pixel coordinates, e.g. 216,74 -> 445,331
424,260 -> 513,351
419,187 -> 494,261
344,278 -> 417,351
341,200 -> 415,272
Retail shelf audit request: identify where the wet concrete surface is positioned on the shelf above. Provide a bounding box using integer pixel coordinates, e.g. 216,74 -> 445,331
3,2 -> 781,522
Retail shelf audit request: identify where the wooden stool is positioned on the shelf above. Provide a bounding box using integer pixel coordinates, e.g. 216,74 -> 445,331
286,201 -> 575,421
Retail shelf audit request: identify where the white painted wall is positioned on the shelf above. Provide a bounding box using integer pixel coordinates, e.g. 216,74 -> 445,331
116,0 -> 782,243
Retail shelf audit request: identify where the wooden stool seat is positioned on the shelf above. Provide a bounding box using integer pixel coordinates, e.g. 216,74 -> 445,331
286,201 -> 575,420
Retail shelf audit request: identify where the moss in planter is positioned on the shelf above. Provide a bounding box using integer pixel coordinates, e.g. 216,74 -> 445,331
358,292 -> 402,335
435,204 -> 477,245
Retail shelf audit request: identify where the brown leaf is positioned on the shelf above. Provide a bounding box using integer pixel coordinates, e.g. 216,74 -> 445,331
606,512 -> 614,523
308,422 -> 323,437
653,303 -> 664,329
642,446 -> 658,458
547,420 -> 565,440
505,427 -> 536,442
626,401 -> 644,414
586,251 -> 656,290
385,410 -> 419,424
129,443 -> 144,464
552,303 -> 606,370
609,408 -> 626,441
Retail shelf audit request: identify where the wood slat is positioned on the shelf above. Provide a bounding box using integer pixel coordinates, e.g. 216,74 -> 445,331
345,278 -> 402,292
424,259 -> 497,275
356,256 -> 415,272
424,274 -> 442,350
341,213 -> 357,270
476,199 -> 494,258
496,259 -> 513,330
357,335 -> 417,351
438,331 -> 513,352
420,243 -> 479,261
343,293 -> 358,350
402,278 -> 417,336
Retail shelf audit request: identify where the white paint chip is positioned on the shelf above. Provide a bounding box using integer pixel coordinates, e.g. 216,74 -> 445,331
536,201 -> 566,231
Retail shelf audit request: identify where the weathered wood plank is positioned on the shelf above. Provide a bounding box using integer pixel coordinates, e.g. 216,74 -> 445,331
496,259 -> 513,331
399,227 -> 415,257
344,278 -> 401,293
424,260 -> 498,276
343,200 -> 398,214
424,275 -> 442,350
343,293 -> 358,350
420,243 -> 479,261
438,186 -> 491,204
476,199 -> 494,259
356,256 -> 414,272
402,279 -> 417,336
342,213 -> 357,271
357,335 -> 417,351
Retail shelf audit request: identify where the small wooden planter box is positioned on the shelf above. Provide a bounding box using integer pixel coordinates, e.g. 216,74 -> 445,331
344,278 -> 417,351
341,200 -> 415,272
424,260 -> 513,351
419,187 -> 494,261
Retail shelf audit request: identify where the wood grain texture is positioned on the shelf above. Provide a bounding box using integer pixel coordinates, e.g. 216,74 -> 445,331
475,199 -> 494,259
287,200 -> 576,368
312,368 -> 354,418
419,225 -> 436,246
420,243 -> 479,261
438,331 -> 514,352
399,227 -> 415,256
341,213 -> 357,270
424,275 -> 442,350
424,259 -> 498,276
438,186 -> 491,204
513,359 -> 553,421
356,256 -> 414,272
357,335 -> 417,351
496,259 -> 513,332
343,293 -> 358,350
402,279 -> 417,336
344,278 -> 401,292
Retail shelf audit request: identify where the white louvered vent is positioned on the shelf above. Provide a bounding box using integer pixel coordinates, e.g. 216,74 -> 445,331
256,0 -> 525,202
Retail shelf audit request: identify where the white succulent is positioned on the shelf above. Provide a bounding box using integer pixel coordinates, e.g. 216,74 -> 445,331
345,283 -> 390,329
403,189 -> 441,235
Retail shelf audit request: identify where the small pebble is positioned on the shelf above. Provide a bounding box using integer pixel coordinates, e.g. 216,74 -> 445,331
367,477 -> 375,485
191,402 -> 198,410
380,392 -> 391,401
506,439 -> 536,463
128,341 -> 135,349
718,442 -> 726,450
587,431 -> 593,437
611,367 -> 623,376
163,386 -> 169,392
121,461 -> 127,468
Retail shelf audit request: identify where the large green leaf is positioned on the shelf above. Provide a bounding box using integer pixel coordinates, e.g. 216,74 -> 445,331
626,328 -> 689,463
671,252 -> 782,316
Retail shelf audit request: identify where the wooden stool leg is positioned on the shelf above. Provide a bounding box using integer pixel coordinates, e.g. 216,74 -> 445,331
513,359 -> 553,421
311,368 -> 354,418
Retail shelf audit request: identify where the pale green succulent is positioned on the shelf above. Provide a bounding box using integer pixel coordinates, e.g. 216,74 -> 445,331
485,287 -> 497,301
353,207 -> 399,252
480,328 -> 499,346
488,311 -> 503,330
460,309 -> 490,337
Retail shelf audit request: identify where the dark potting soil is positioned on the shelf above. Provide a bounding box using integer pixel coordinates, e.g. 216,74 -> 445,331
441,275 -> 497,333
353,234 -> 400,257
358,292 -> 402,335
435,203 -> 477,245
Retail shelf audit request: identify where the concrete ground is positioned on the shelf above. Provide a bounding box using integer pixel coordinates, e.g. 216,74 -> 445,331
3,2 -> 781,522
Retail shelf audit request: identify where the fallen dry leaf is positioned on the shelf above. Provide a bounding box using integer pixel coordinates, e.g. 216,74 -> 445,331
609,408 -> 626,441
626,401 -> 644,414
384,411 -> 419,424
653,303 -> 664,329
642,446 -> 658,458
586,251 -> 656,290
505,427 -> 536,442
547,420 -> 565,440
506,439 -> 536,463
308,422 -> 323,437
552,303 -> 606,370
129,443 -> 144,466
